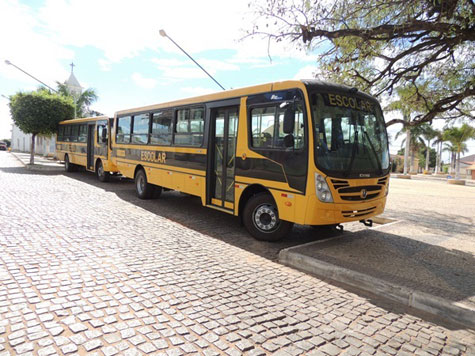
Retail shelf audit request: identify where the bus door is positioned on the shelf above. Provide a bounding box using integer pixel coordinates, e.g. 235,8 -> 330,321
209,106 -> 239,211
86,124 -> 95,171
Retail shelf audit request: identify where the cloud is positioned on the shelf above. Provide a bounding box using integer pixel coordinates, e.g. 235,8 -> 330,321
293,65 -> 318,80
131,73 -> 157,89
180,87 -> 215,97
0,0 -> 73,87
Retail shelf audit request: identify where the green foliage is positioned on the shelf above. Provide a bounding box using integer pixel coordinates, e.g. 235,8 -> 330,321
443,124 -> 475,154
9,90 -> 75,135
418,147 -> 437,168
56,82 -> 99,118
249,0 -> 475,126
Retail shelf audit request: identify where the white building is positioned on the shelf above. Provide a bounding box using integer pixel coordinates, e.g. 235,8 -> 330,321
10,64 -> 83,157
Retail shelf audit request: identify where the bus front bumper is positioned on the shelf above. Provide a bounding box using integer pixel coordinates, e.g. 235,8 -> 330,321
303,195 -> 387,226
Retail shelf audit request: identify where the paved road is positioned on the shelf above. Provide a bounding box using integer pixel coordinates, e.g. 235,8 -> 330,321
1,151 -> 474,356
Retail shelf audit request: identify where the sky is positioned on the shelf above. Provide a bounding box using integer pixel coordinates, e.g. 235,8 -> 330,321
1,0 -> 473,160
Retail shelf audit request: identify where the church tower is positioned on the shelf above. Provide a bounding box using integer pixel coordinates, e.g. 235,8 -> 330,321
65,63 -> 82,118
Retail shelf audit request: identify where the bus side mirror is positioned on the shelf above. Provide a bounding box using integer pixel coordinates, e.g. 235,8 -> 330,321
283,107 -> 295,134
284,134 -> 294,148
102,127 -> 108,143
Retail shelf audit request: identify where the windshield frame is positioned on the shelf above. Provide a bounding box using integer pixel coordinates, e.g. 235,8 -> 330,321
307,87 -> 390,179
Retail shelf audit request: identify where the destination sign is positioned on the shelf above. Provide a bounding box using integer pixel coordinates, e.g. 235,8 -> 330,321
325,93 -> 374,112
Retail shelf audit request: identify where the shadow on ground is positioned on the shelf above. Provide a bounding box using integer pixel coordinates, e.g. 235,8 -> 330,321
7,166 -> 474,330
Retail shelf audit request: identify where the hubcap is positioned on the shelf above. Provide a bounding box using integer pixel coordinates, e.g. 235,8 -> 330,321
137,174 -> 145,194
98,164 -> 104,177
253,203 -> 279,232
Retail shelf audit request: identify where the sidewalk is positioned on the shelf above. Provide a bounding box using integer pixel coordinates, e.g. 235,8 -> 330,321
391,172 -> 475,186
280,178 -> 475,329
10,151 -> 64,172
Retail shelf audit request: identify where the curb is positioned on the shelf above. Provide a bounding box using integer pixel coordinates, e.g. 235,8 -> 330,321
279,246 -> 475,330
11,152 -> 64,172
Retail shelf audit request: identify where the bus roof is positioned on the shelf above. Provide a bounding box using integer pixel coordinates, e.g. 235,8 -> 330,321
114,79 -> 377,117
114,80 -> 306,117
59,116 -> 109,125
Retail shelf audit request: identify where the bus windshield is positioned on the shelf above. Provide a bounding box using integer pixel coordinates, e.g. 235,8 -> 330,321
310,92 -> 389,178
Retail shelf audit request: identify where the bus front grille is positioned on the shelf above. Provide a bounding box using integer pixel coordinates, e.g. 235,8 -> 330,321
331,178 -> 387,201
341,206 -> 376,218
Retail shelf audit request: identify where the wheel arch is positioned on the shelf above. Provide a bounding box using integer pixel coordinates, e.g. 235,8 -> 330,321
238,184 -> 274,222
134,164 -> 145,178
94,157 -> 102,172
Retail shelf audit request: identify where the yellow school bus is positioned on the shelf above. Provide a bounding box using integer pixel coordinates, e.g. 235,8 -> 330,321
56,116 -> 118,181
109,80 -> 390,241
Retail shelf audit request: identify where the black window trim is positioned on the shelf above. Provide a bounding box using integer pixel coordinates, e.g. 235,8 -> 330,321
130,113 -> 151,145
172,105 -> 205,148
247,101 -> 307,152
150,109 -> 173,147
116,115 -> 133,144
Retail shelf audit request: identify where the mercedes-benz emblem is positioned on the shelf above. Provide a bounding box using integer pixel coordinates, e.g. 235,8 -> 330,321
360,189 -> 367,199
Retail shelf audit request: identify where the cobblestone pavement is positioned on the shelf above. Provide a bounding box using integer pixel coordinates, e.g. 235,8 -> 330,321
1,151 -> 474,356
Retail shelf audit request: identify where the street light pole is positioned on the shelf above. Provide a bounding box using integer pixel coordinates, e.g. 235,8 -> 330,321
159,29 -> 226,91
4,60 -> 58,93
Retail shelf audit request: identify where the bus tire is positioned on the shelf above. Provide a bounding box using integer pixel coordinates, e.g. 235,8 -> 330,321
135,169 -> 154,199
64,154 -> 75,172
243,193 -> 293,241
96,160 -> 110,182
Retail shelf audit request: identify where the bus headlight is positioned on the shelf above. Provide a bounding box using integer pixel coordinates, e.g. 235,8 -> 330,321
315,173 -> 333,203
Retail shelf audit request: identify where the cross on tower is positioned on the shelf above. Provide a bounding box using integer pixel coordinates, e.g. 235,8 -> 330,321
70,62 -> 75,73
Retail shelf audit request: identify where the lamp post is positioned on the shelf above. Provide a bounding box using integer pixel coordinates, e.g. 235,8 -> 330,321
4,60 -> 58,93
159,29 -> 226,91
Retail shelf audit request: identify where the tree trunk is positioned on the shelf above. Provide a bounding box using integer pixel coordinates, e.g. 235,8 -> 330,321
455,150 -> 461,180
30,133 -> 36,165
410,146 -> 415,173
403,129 -> 411,175
434,141 -> 440,174
425,139 -> 430,172
452,152 -> 457,175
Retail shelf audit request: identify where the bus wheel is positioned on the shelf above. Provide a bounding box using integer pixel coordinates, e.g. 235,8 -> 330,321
96,160 -> 110,182
243,193 -> 293,241
135,169 -> 154,199
64,155 -> 75,172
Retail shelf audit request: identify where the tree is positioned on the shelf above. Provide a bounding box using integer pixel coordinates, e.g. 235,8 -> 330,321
9,89 -> 75,164
419,124 -> 439,171
248,0 -> 475,127
56,82 -> 99,118
443,123 -> 475,179
418,147 -> 437,170
386,86 -> 426,174
433,129 -> 445,174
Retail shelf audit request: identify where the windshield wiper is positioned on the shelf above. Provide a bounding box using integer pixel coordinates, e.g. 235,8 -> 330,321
363,130 -> 383,175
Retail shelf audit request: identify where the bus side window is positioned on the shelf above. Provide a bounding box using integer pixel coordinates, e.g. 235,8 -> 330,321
97,124 -> 107,144
131,114 -> 150,144
64,125 -> 71,142
116,116 -> 132,144
71,125 -> 80,142
174,107 -> 204,146
251,106 -> 276,148
78,124 -> 87,143
151,110 -> 173,145
251,104 -> 304,150
58,126 -> 64,141
276,103 -> 305,149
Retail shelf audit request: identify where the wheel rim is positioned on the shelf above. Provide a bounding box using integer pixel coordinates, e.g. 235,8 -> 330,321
136,173 -> 145,195
65,157 -> 69,170
253,203 -> 279,232
98,163 -> 104,177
